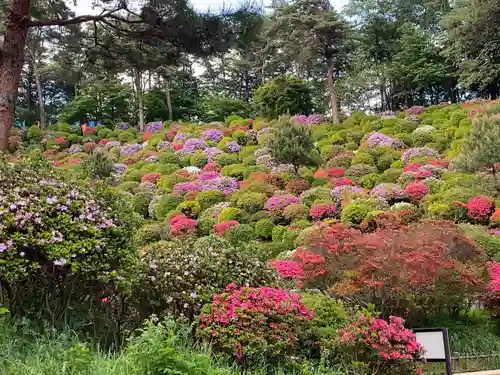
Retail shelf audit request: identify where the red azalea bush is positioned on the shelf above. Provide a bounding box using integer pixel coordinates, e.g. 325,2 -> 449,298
168,214 -> 197,236
269,260 -> 304,279
415,169 -> 432,179
334,177 -> 354,186
143,131 -> 153,141
403,163 -> 421,172
141,172 -> 161,183
456,196 -> 494,222
310,203 -> 337,220
327,168 -> 345,178
55,137 -> 69,147
491,209 -> 500,226
197,285 -> 314,363
214,220 -> 239,236
403,182 -> 429,202
294,221 -> 487,323
339,312 -> 423,374
172,143 -> 183,151
99,138 -> 110,145
483,262 -> 500,317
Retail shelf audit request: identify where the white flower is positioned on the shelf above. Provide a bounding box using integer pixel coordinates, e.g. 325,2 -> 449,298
190,292 -> 197,299
166,296 -> 173,303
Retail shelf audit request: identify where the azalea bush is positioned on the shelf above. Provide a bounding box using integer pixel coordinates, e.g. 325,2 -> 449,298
294,221 -> 488,323
142,236 -> 278,319
196,285 -> 314,364
0,155 -> 142,328
338,312 -> 424,374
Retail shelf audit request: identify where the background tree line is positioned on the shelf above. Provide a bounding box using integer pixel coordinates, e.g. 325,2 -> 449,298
1,0 -> 498,139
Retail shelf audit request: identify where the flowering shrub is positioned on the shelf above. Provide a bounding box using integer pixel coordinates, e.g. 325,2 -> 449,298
168,214 -> 197,236
294,221 -> 487,323
370,183 -> 405,203
366,132 -> 403,148
203,128 -> 224,142
224,141 -> 241,153
403,182 -> 429,203
182,138 -> 208,154
197,286 -> 314,362
214,220 -> 239,236
145,121 -> 164,133
286,179 -> 310,195
0,156 -> 141,319
83,141 -> 97,153
484,262 -> 500,317
339,313 -> 423,374
141,172 -> 161,183
401,147 -> 439,163
460,196 -> 494,222
334,177 -> 354,186
283,203 -> 310,221
143,237 -> 277,318
120,143 -> 142,156
310,203 -> 337,220
264,194 -> 301,212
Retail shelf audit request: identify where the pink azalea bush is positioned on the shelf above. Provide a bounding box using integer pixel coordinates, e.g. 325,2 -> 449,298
197,285 -> 314,362
310,203 -> 337,220
339,312 -> 424,374
403,182 -> 429,203
214,220 -> 239,236
484,262 -> 500,317
168,214 -> 197,235
264,194 -> 301,212
269,260 -> 304,279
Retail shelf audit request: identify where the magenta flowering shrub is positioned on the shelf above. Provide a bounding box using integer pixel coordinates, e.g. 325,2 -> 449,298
168,214 -> 197,235
203,128 -> 224,142
459,196 -> 495,222
197,285 -> 314,362
264,194 -> 301,212
269,260 -> 304,279
484,262 -> 500,317
331,185 -> 362,201
339,313 -> 423,374
292,114 -> 325,125
370,183 -> 405,202
173,174 -> 239,196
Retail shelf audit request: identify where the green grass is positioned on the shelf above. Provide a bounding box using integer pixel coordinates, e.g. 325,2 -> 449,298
0,318 -> 352,375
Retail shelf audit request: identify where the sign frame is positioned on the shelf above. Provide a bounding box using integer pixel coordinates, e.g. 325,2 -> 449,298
413,327 -> 452,375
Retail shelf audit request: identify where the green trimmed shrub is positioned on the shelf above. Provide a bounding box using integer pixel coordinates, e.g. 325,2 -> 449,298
176,200 -> 201,218
250,210 -> 270,222
359,173 -> 379,189
155,194 -> 183,220
118,181 -> 140,193
283,203 -> 309,222
221,164 -> 247,180
133,191 -> 153,217
195,190 -> 227,211
272,225 -> 287,242
255,218 -> 275,239
377,168 -> 402,184
341,200 -> 372,225
460,224 -> 500,260
219,207 -> 247,223
351,151 -> 374,166
345,164 -> 377,178
214,153 -> 238,167
225,224 -> 255,245
189,151 -> 208,168
159,152 -> 182,165
197,218 -> 217,237
134,222 -> 164,246
236,192 -> 267,214
300,187 -> 332,206
326,153 -> 353,169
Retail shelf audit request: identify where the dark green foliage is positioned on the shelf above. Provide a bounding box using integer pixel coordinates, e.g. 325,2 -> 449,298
133,191 -> 153,217
268,119 -> 319,172
82,151 -> 114,180
252,76 -> 313,118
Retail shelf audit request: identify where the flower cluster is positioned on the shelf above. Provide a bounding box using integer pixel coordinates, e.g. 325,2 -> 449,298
463,196 -> 494,221
401,147 -> 439,163
203,128 -> 224,142
264,194 -> 301,211
370,183 -> 405,202
366,132 -> 403,148
157,141 -> 171,151
214,220 -> 239,236
292,114 -> 325,125
331,185 -> 362,201
173,173 -> 239,196
310,203 -> 337,220
145,121 -> 164,133
115,122 -> 131,130
168,214 -> 197,235
198,286 -> 313,361
141,172 -> 161,183
181,138 -> 208,154
120,143 -> 142,155
269,260 -> 305,279
403,182 -> 429,202
339,314 -> 423,365
204,147 -> 223,161
225,141 -> 241,153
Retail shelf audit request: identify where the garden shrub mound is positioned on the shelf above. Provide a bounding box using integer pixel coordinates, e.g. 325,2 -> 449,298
6,101 -> 500,373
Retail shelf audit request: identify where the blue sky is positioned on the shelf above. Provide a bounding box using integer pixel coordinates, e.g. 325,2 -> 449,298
73,0 -> 348,15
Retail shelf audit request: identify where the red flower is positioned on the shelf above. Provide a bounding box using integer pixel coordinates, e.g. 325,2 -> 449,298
310,203 -> 337,220
327,168 -> 345,178
168,214 -> 197,235
172,143 -> 182,151
403,181 -> 429,202
143,132 -> 153,141
141,172 -> 161,183
214,220 -> 239,235
463,196 -> 494,221
269,260 -> 304,279
334,177 -> 354,186
99,138 -> 110,145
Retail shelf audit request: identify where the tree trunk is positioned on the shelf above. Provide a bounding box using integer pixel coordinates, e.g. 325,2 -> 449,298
326,58 -> 339,124
33,60 -> 46,129
0,0 -> 31,151
134,70 -> 144,130
164,77 -> 173,121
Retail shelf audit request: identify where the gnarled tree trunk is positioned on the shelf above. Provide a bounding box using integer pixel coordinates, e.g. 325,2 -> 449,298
34,60 -> 46,129
0,0 -> 31,151
164,77 -> 173,121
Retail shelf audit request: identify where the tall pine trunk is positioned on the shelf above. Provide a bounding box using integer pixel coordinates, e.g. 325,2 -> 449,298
164,77 -> 173,121
134,70 -> 144,130
0,0 -> 30,151
326,58 -> 339,124
34,60 -> 46,128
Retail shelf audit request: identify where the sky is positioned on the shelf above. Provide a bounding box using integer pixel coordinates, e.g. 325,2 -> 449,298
72,0 -> 348,15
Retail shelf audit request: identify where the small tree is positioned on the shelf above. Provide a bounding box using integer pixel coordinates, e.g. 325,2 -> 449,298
455,115 -> 500,193
267,118 -> 318,173
252,75 -> 313,119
